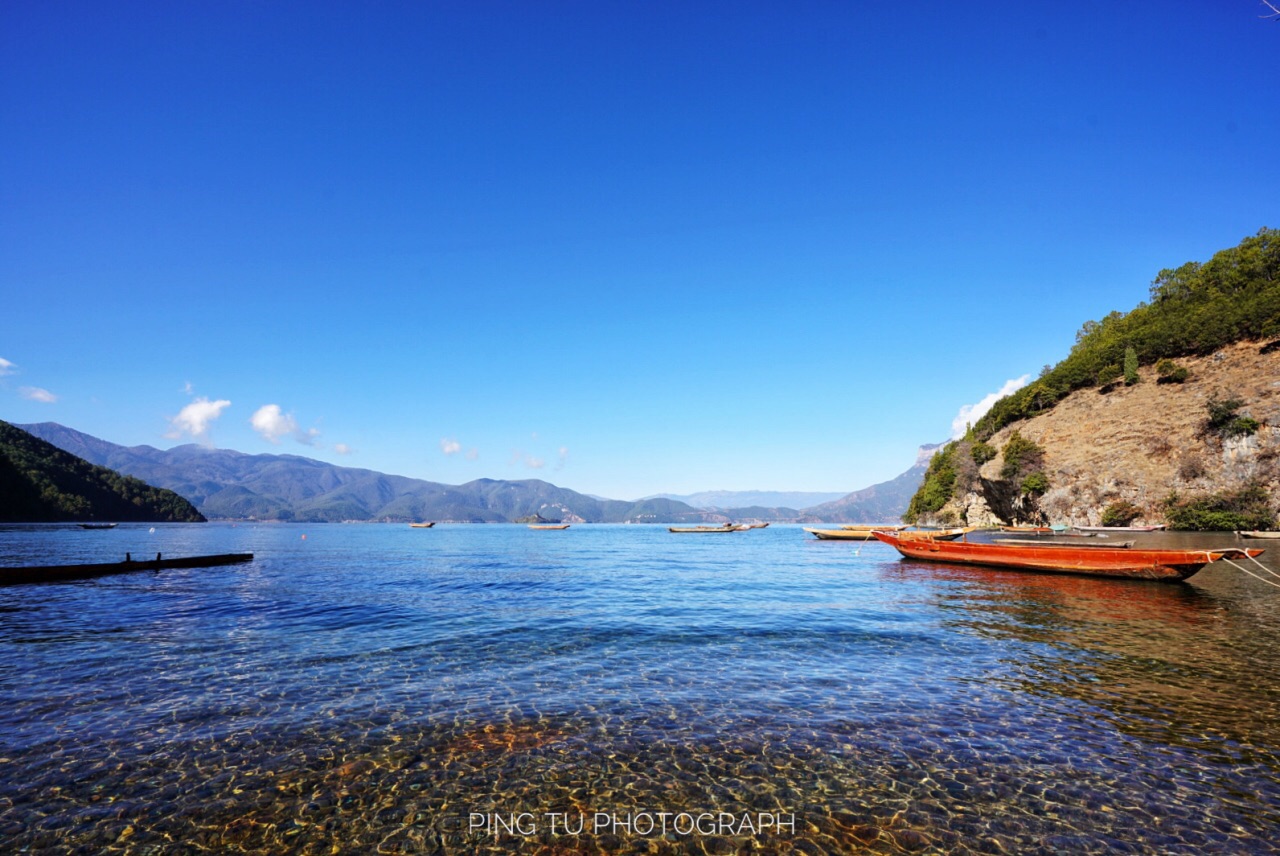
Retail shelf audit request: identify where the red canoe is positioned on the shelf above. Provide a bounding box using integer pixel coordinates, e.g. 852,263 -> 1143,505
871,531 -> 1263,582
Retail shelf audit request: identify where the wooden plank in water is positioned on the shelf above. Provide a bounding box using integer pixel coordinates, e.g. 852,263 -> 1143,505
0,553 -> 255,586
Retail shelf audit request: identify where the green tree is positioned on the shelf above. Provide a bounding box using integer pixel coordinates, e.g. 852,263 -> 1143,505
1123,346 -> 1140,385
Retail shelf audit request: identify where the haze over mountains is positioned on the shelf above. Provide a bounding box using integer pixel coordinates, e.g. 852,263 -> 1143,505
17,422 -> 932,524
644,490 -> 848,510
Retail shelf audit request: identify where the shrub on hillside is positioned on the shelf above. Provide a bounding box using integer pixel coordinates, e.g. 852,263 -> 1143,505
1155,358 -> 1190,384
1178,455 -> 1207,481
970,442 -> 996,466
1000,430 -> 1045,480
1162,483 -> 1276,531
1100,500 -> 1142,527
1204,397 -> 1260,439
1020,471 -> 1049,496
1096,363 -> 1122,387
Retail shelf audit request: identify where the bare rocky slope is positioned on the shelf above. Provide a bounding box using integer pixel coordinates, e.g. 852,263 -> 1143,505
936,340 -> 1280,527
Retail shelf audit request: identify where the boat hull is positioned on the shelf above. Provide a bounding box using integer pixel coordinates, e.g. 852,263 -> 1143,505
871,533 -> 1261,582
807,527 -> 968,541
0,553 -> 255,586
806,528 -> 877,540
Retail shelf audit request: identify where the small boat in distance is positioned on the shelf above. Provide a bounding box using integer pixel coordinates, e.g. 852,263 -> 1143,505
529,524 -> 571,530
78,523 -> 118,530
409,522 -> 436,528
841,524 -> 907,531
871,531 -> 1260,582
1074,524 -> 1167,533
669,525 -> 738,533
1238,530 -> 1280,539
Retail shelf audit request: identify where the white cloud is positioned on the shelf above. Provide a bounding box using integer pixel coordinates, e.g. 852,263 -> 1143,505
0,357 -> 16,376
334,443 -> 354,455
168,396 -> 231,440
251,404 -> 298,443
20,386 -> 57,403
555,446 -> 569,470
441,438 -> 462,456
950,375 -> 1031,439
465,448 -> 479,461
251,404 -> 319,445
181,380 -> 194,395
525,456 -> 545,469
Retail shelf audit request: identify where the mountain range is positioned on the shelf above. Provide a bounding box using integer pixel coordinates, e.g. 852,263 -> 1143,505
17,422 -> 932,524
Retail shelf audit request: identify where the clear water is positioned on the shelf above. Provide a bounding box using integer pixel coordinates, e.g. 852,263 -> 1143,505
1,523 -> 1278,854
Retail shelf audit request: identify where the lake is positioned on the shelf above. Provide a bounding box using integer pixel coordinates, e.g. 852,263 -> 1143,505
1,523 -> 1278,854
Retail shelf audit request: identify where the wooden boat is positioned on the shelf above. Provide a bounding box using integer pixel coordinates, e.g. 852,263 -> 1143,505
871,531 -> 1261,582
805,527 -> 969,542
409,522 -> 436,528
1073,524 -> 1166,533
806,528 -> 879,540
841,524 -> 907,531
529,524 -> 571,530
669,525 -> 738,533
747,523 -> 770,529
0,553 -> 255,586
1238,531 -> 1280,539
999,525 -> 1053,534
78,523 -> 118,530
897,527 -> 973,541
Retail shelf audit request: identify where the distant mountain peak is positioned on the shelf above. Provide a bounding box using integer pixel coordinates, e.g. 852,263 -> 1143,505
915,442 -> 945,467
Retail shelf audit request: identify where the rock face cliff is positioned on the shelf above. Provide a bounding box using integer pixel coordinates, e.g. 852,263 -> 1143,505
934,340 -> 1280,527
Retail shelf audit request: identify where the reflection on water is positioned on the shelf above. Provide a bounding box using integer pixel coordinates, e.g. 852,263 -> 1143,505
0,523 -> 1277,854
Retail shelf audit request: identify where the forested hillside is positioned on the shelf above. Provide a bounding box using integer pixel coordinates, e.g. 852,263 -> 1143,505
0,420 -> 205,523
907,229 -> 1279,530
973,228 -> 1278,440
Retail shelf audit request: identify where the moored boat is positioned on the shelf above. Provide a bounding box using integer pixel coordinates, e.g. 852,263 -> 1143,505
805,528 -> 878,541
669,525 -> 738,533
897,527 -> 974,541
806,527 -> 970,542
840,524 -> 907,531
871,531 -> 1261,582
529,524 -> 571,530
1238,531 -> 1280,539
1073,524 -> 1166,533
78,523 -> 118,530
409,522 -> 436,528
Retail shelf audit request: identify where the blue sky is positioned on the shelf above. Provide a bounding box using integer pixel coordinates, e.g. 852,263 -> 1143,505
2,1 -> 1277,500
